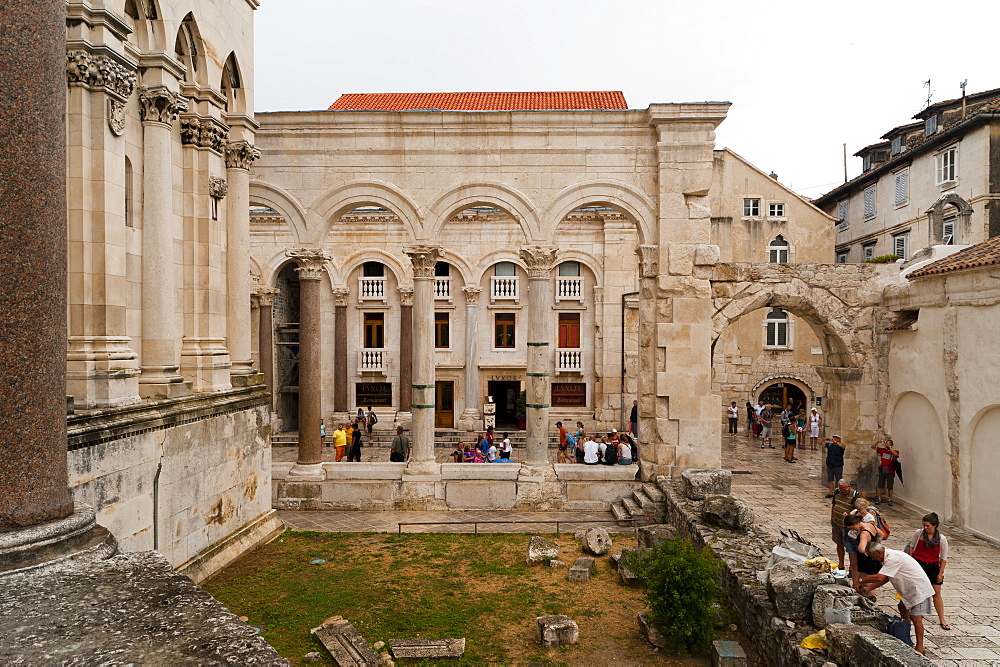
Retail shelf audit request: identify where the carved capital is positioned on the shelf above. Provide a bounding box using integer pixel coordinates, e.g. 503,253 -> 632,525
66,49 -> 137,101
180,116 -> 230,153
138,85 -> 188,125
331,288 -> 349,307
403,245 -> 444,278
462,286 -> 482,305
209,176 -> 228,199
636,244 -> 659,278
225,140 -> 261,170
286,248 -> 331,281
398,287 -> 414,307
255,287 -> 280,307
519,245 -> 558,278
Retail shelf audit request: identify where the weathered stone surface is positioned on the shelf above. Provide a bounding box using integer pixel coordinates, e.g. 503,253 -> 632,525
825,623 -> 880,667
766,561 -> 835,621
712,639 -> 747,666
581,527 -> 612,556
854,630 -> 934,665
303,651 -> 322,663
812,583 -> 870,628
701,494 -> 754,530
637,524 -> 676,549
536,615 -> 579,648
311,616 -> 382,666
681,468 -> 733,500
549,559 -> 567,569
568,557 -> 596,582
574,529 -> 587,542
638,612 -> 666,649
609,552 -> 622,570
526,536 -> 559,564
389,638 -> 465,660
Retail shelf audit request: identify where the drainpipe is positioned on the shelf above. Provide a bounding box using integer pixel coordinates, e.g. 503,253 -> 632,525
621,291 -> 639,431
152,454 -> 164,550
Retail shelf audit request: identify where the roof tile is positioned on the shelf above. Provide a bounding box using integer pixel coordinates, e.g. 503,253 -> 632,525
328,91 -> 628,112
907,236 -> 1000,278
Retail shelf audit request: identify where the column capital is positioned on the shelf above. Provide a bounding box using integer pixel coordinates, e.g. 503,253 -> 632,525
138,85 -> 188,125
255,286 -> 280,307
635,244 -> 659,278
403,245 -> 444,278
224,139 -> 261,170
519,245 -> 558,278
286,248 -> 331,281
331,287 -> 349,307
66,49 -> 137,101
462,286 -> 482,305
398,287 -> 414,307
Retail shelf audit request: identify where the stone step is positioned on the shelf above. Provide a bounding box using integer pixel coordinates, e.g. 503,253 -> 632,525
610,501 -> 631,526
621,495 -> 642,517
632,489 -> 655,509
642,483 -> 665,503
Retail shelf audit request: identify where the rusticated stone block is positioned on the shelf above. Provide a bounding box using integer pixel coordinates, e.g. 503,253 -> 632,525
681,469 -> 732,500
701,494 -> 754,531
536,615 -> 578,648
526,536 -> 559,564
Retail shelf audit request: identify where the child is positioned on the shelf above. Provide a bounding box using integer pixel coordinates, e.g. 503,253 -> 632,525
452,441 -> 465,463
500,433 -> 512,461
783,422 -> 797,462
463,444 -> 475,463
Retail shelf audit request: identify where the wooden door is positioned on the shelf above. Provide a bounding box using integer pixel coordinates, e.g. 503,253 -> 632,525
435,381 -> 454,428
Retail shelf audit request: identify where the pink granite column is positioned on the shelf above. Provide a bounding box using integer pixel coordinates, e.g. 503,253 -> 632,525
332,288 -> 348,414
0,0 -> 75,528
255,288 -> 279,412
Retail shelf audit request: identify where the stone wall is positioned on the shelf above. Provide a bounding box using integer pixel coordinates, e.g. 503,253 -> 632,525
67,387 -> 283,582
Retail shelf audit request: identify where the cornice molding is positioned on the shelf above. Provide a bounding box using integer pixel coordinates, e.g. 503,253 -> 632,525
66,43 -> 137,102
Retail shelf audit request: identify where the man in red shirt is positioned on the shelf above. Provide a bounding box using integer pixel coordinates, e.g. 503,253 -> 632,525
871,438 -> 899,506
556,421 -> 571,463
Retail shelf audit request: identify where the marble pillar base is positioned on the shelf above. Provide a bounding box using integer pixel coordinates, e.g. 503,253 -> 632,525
638,460 -> 671,482
455,409 -> 482,432
230,371 -> 264,388
286,463 -> 325,481
66,336 -> 141,409
0,503 -> 117,574
137,378 -> 192,400
402,460 -> 442,479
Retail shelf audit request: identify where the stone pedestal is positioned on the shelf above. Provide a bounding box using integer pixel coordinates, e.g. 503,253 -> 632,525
404,246 -> 442,472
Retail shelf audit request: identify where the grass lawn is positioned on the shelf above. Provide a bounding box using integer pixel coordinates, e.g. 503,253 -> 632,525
204,530 -> 718,665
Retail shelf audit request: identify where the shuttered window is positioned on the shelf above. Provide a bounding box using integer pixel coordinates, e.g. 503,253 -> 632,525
894,169 -> 909,206
863,244 -> 876,261
942,217 -> 956,245
863,185 -> 877,219
893,233 -> 909,259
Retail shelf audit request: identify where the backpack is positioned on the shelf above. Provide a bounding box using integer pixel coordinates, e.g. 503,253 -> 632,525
369,411 -> 378,425
872,509 -> 891,539
565,432 -> 576,448
603,443 -> 619,465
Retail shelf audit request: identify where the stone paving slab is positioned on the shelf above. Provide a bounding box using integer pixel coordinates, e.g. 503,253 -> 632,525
722,433 -> 1000,664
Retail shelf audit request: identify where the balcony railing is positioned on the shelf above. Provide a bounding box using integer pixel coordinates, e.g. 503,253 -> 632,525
555,349 -> 583,373
491,276 -> 519,302
358,349 -> 386,373
555,277 -> 583,301
358,277 -> 386,302
434,277 -> 452,300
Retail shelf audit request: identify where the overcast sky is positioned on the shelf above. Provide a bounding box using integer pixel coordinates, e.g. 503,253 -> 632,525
254,0 -> 996,200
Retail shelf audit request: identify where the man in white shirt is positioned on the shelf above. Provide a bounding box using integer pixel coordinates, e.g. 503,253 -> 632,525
583,437 -> 600,465
860,544 -> 935,655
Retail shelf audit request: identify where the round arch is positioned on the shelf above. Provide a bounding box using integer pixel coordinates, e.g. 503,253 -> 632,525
310,180 -> 422,246
752,376 -> 814,410
544,180 -> 657,246
887,391 -> 950,516
471,249 -> 529,285
249,180 -> 310,246
339,248 -> 411,289
123,0 -> 166,51
966,404 -> 1000,540
425,181 -> 542,243
550,248 -> 605,288
260,248 -> 341,289
711,284 -> 859,368
925,192 -> 974,245
430,250 -> 475,288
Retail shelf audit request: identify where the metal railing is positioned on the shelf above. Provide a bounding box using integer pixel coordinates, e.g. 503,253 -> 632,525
397,518 -> 631,535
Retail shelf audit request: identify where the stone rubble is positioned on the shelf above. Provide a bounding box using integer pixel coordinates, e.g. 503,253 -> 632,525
389,638 -> 465,660
701,494 -> 755,531
526,536 -> 559,564
765,560 -> 835,621
637,611 -> 667,649
581,526 -> 612,556
681,468 -> 733,500
536,615 -> 579,648
568,556 -> 596,582
310,616 -> 383,666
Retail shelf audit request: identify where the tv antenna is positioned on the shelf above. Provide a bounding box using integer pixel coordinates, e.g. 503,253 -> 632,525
960,80 -> 969,118
923,79 -> 934,109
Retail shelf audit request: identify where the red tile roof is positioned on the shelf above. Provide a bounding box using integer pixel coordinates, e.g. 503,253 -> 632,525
328,91 -> 628,112
907,236 -> 1000,278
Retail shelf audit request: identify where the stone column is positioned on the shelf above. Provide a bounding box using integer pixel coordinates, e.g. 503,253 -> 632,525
520,246 -> 558,468
457,286 -> 482,430
224,140 -> 261,381
398,287 -> 414,417
255,287 -> 279,412
403,246 -> 442,474
332,288 -> 349,415
286,248 -> 330,478
137,85 -> 190,399
0,0 -> 75,530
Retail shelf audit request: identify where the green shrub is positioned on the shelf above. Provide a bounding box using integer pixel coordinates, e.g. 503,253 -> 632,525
866,254 -> 901,264
625,537 -> 722,654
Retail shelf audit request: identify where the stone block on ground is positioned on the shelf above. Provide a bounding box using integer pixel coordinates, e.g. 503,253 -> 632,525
389,638 -> 465,660
637,612 -> 666,649
311,616 -> 383,666
637,524 -> 676,549
824,624 -> 880,667
526,536 -> 559,564
568,557 -> 596,582
549,559 -> 567,569
581,527 -> 612,556
854,629 -> 934,665
812,583 -> 873,628
536,615 -> 579,648
701,494 -> 754,531
711,640 -> 747,666
765,561 -> 835,621
617,547 -> 647,587
609,552 -> 622,570
681,468 -> 732,500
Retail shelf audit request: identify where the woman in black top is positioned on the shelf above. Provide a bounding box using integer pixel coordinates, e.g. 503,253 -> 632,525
745,402 -> 754,437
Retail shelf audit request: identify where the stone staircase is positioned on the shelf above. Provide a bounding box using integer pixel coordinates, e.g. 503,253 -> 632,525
611,482 -> 666,526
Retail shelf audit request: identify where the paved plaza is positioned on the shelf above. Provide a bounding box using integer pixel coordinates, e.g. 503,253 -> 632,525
275,433 -> 1000,664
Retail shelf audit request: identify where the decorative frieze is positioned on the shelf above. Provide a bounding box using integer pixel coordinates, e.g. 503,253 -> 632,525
209,177 -> 228,199
636,244 -> 659,278
404,245 -> 444,278
224,140 -> 261,171
286,248 -> 331,281
180,116 -> 229,153
138,86 -> 188,125
519,245 -> 558,278
66,49 -> 137,101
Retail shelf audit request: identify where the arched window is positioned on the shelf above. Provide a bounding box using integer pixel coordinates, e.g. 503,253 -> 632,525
765,308 -> 790,349
494,261 -> 516,276
221,52 -> 243,113
768,235 -> 789,263
174,14 -> 201,82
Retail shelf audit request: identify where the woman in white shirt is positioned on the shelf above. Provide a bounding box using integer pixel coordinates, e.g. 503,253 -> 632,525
618,440 -> 633,465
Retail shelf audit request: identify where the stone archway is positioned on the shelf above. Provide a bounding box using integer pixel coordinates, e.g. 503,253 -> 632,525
925,192 -> 973,246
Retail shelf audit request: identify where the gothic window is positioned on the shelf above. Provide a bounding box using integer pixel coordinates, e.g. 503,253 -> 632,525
767,235 -> 789,263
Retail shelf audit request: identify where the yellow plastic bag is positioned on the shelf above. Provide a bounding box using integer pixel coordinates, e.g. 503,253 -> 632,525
800,629 -> 827,650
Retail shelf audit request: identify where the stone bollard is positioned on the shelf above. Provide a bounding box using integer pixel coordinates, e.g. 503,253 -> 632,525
536,615 -> 579,648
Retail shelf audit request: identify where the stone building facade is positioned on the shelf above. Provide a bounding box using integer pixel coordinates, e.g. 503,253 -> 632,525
62,0 -> 280,581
